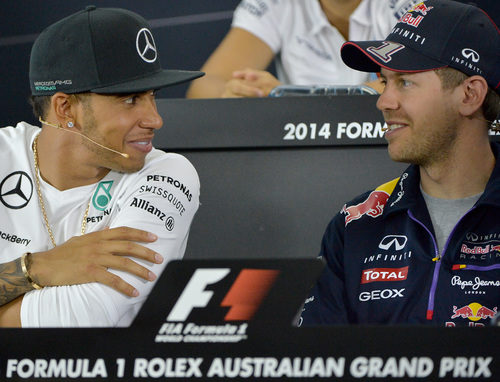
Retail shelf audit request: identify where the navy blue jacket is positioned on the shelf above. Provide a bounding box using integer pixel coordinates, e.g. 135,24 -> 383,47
301,143 -> 500,326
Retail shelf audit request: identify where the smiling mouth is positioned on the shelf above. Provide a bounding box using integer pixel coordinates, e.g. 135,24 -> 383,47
388,123 -> 406,132
127,138 -> 154,153
384,121 -> 410,133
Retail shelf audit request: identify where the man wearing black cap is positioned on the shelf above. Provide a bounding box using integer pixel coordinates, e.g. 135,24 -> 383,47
0,7 -> 203,327
300,0 -> 500,326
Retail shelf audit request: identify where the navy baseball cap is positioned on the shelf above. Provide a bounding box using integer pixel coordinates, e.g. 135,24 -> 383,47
341,0 -> 500,94
30,6 -> 204,95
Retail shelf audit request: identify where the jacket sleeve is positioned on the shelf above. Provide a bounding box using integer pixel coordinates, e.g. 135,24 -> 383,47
20,153 -> 200,327
299,210 -> 349,325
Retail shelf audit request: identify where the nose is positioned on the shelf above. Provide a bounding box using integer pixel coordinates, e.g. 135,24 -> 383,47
376,84 -> 399,112
139,95 -> 163,130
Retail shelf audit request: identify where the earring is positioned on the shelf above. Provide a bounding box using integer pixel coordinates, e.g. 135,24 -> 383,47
67,121 -> 74,128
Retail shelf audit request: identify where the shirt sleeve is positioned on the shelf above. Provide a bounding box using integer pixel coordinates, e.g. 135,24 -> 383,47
20,153 -> 200,327
383,0 -> 419,34
299,211 -> 350,326
232,0 -> 283,53
354,0 -> 417,42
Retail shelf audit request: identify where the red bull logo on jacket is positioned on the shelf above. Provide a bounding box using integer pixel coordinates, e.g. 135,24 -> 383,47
342,178 -> 399,226
450,303 -> 497,321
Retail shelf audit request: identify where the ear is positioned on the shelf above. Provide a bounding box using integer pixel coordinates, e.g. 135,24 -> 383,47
458,76 -> 488,118
50,92 -> 80,128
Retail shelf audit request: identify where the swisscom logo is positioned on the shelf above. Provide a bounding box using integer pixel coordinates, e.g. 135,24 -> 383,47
155,268 -> 279,343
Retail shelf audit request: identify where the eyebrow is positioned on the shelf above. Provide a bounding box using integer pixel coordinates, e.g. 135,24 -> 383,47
109,90 -> 157,98
379,71 -> 408,80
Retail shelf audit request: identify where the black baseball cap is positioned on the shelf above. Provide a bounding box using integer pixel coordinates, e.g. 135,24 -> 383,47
30,6 -> 204,95
341,0 -> 500,94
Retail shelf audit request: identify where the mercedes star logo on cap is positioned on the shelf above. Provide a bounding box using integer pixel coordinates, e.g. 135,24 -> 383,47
136,28 -> 157,63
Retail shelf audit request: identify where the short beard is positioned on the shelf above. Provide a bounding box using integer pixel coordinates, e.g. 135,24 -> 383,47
79,104 -> 143,174
388,100 -> 460,167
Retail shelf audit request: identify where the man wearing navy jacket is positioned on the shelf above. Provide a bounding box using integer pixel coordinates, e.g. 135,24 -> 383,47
301,0 -> 500,326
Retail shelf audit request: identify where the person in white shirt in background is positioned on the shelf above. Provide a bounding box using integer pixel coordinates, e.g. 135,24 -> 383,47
187,0 -> 418,98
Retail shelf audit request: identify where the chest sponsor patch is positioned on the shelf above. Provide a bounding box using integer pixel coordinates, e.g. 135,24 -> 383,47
450,303 -> 497,321
361,266 -> 409,284
450,275 -> 500,295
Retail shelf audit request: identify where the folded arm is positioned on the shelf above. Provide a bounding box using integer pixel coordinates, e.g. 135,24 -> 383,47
16,155 -> 200,327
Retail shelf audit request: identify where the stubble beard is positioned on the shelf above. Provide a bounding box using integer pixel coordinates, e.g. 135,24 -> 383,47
387,105 -> 459,168
80,108 -> 144,174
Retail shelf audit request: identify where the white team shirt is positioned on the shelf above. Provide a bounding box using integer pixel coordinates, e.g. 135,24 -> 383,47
232,0 -> 417,85
0,122 -> 200,327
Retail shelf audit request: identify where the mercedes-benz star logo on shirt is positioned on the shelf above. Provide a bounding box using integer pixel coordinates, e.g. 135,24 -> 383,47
136,28 -> 157,63
0,171 -> 33,209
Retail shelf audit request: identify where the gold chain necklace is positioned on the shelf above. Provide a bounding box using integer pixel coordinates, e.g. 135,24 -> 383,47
33,134 -> 91,247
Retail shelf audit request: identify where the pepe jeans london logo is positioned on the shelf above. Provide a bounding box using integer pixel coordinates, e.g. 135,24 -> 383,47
136,28 -> 158,63
92,181 -> 114,211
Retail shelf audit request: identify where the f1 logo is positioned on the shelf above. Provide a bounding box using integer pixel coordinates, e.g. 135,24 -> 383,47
166,268 -> 279,321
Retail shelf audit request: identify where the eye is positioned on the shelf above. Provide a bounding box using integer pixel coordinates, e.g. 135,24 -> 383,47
400,78 -> 413,88
124,95 -> 139,104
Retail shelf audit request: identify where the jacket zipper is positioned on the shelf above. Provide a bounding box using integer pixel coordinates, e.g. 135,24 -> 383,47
407,210 -> 439,320
407,206 -> 477,321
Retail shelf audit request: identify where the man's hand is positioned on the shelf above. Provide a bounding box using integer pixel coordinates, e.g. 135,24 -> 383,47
29,227 -> 163,297
222,68 -> 281,98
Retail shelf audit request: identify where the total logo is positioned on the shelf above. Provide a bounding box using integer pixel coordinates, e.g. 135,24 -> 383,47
449,303 -> 497,324
361,266 -> 408,284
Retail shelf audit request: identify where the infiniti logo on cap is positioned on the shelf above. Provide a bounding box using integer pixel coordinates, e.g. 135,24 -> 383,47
462,48 -> 480,63
136,28 -> 158,63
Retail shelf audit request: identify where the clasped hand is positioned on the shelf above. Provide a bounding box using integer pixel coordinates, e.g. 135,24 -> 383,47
222,68 -> 281,98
